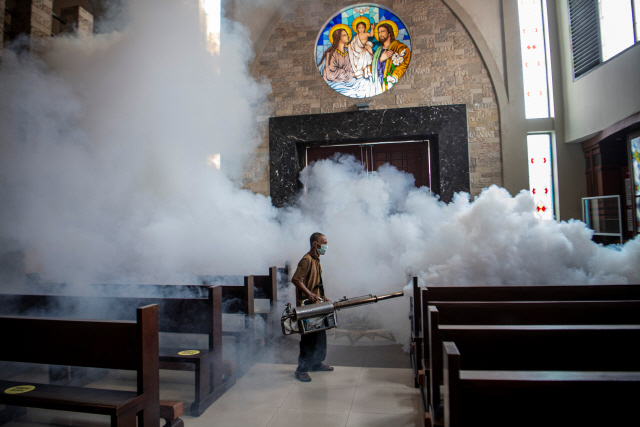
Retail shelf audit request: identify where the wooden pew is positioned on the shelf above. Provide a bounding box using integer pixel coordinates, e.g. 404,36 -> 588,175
20,269 -> 275,381
432,300 -> 640,325
425,299 -> 640,409
0,287 -> 234,416
253,266 -> 279,344
429,321 -> 640,424
76,273 -> 260,376
160,401 -> 184,427
437,324 -> 640,371
409,277 -> 423,389
218,275 -> 257,375
100,274 -> 259,378
443,341 -> 640,427
0,305 -> 160,427
155,286 -> 234,416
421,284 -> 640,305
418,284 -> 640,414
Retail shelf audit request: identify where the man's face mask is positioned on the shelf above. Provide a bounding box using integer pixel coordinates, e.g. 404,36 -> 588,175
317,243 -> 328,255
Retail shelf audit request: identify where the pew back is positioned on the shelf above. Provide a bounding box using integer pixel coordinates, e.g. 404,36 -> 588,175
419,285 -> 640,397
253,267 -> 278,303
220,276 -> 254,316
439,324 -> 640,371
0,305 -> 159,426
443,341 -> 640,427
432,300 -> 640,325
0,288 -> 220,343
427,301 -> 640,419
423,284 -> 640,303
0,304 -> 158,372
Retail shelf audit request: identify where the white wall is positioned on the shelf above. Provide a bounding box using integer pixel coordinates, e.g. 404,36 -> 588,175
556,1 -> 640,143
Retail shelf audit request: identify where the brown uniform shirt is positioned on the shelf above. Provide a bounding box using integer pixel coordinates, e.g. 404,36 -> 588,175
292,252 -> 324,306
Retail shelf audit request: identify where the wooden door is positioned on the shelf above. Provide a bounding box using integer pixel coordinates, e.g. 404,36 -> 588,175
367,142 -> 430,188
306,141 -> 430,189
306,145 -> 363,165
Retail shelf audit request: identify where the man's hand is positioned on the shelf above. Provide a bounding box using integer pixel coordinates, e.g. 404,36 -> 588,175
292,278 -> 320,303
380,50 -> 394,62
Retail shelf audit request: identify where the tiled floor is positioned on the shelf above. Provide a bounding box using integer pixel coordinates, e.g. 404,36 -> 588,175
181,363 -> 422,427
0,341 -> 421,426
254,334 -> 410,368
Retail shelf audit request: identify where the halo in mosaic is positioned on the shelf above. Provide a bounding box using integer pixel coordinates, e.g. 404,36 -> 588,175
315,4 -> 412,99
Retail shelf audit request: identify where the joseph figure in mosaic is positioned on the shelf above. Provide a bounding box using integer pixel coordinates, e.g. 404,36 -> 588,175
371,23 -> 411,92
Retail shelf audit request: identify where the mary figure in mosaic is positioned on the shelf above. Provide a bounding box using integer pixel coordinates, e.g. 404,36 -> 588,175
320,27 -> 355,83
318,23 -> 380,98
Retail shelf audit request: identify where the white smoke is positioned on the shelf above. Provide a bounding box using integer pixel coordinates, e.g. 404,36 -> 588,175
0,0 -> 277,284
295,154 -> 640,292
1,0 -> 639,348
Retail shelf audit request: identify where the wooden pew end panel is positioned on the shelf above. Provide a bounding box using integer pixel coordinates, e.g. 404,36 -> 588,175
222,360 -> 237,377
417,369 -> 426,386
160,400 -> 184,427
424,410 -> 432,427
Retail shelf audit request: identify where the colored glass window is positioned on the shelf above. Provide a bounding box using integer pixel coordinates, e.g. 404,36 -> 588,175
517,0 -> 551,119
631,136 -> 640,232
528,134 -> 555,220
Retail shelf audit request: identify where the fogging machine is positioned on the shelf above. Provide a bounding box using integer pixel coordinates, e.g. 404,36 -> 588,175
281,291 -> 404,335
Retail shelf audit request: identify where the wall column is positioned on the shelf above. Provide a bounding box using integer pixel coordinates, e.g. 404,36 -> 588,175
60,5 -> 93,37
11,0 -> 53,53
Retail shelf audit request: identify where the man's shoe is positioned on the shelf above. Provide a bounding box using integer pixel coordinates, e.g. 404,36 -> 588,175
311,364 -> 334,372
295,371 -> 312,382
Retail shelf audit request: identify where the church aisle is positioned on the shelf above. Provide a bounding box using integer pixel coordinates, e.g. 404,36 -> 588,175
186,363 -> 422,427
0,364 -> 421,427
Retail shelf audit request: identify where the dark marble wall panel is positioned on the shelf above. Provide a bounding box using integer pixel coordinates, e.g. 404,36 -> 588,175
269,105 -> 468,207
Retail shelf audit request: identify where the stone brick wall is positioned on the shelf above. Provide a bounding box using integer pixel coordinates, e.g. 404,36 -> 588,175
245,0 -> 502,199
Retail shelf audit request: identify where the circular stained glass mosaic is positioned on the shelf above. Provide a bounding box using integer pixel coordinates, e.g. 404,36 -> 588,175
315,4 -> 412,99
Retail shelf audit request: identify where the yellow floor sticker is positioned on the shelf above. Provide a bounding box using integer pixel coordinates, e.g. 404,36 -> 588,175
178,350 -> 200,355
5,385 -> 36,394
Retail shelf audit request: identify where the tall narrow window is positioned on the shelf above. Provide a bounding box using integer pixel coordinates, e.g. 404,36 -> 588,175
201,0 -> 221,54
528,134 -> 555,220
517,0 -> 552,119
635,0 -> 640,40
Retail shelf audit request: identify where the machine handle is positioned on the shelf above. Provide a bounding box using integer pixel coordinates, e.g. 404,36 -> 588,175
301,297 -> 324,306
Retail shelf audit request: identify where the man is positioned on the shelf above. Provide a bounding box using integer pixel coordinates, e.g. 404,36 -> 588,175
291,232 -> 334,382
371,23 -> 411,92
